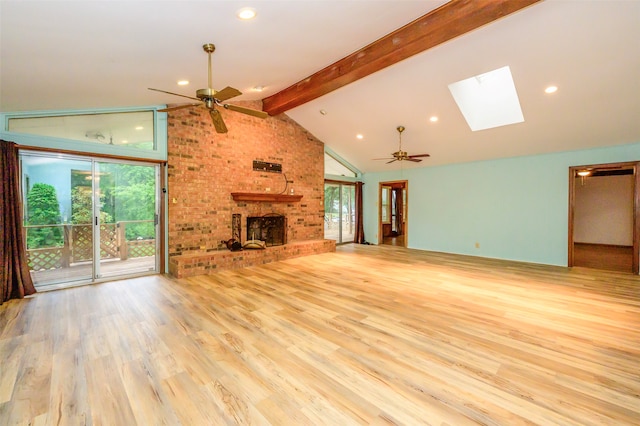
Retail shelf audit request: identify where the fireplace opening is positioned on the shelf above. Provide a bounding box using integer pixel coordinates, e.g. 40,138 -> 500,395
246,214 -> 286,246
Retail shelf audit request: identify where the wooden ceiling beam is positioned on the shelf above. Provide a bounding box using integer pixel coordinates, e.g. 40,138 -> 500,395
262,0 -> 542,116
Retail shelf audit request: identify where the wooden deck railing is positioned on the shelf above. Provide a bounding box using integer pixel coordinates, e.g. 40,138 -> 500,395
24,220 -> 155,271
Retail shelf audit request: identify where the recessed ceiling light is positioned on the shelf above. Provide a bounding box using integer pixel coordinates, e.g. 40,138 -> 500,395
356,134 -> 364,140
177,80 -> 189,86
545,85 -> 558,94
448,66 -> 524,131
429,116 -> 438,123
319,109 -> 327,115
252,85 -> 265,92
237,7 -> 256,20
135,126 -> 144,130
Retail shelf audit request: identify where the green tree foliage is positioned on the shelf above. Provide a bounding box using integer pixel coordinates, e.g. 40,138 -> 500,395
26,183 -> 63,248
69,164 -> 155,241
98,164 -> 155,240
324,185 -> 340,227
70,186 -> 113,224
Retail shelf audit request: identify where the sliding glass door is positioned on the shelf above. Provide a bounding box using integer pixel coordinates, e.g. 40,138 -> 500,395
324,182 -> 355,244
21,152 -> 159,288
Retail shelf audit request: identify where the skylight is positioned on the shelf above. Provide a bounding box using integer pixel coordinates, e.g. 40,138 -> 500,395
448,66 -> 524,131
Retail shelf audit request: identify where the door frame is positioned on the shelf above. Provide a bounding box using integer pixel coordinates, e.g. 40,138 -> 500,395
568,161 -> 640,273
378,180 -> 408,247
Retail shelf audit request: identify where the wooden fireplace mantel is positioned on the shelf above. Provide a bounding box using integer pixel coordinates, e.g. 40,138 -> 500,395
231,192 -> 303,202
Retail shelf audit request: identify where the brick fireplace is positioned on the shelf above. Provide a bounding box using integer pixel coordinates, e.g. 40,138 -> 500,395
166,101 -> 335,277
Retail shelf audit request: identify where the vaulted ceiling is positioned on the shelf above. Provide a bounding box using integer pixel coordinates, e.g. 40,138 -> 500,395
1,0 -> 639,173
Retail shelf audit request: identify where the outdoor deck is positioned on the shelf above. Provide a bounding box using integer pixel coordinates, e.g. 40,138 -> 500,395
32,256 -> 156,289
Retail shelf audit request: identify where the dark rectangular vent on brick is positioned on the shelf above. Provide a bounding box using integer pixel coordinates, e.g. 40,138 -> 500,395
253,160 -> 282,173
247,214 -> 286,246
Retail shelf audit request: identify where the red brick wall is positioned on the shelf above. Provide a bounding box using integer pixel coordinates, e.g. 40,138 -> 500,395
167,101 -> 325,258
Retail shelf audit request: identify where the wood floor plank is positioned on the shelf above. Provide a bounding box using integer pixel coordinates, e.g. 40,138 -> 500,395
1,244 -> 639,424
85,354 -> 137,425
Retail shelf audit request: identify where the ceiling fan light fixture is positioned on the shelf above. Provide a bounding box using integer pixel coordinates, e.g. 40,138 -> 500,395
372,126 -> 430,164
148,42 -> 268,133
237,7 -> 257,20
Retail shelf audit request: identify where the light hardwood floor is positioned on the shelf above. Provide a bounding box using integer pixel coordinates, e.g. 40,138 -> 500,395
1,244 -> 639,425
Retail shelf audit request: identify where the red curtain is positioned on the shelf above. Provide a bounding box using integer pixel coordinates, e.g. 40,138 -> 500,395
1,141 -> 36,304
354,181 -> 365,244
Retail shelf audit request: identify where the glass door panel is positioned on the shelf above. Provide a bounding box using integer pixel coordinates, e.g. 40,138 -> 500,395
95,161 -> 158,279
21,154 -> 94,287
341,185 -> 355,243
324,183 -> 340,241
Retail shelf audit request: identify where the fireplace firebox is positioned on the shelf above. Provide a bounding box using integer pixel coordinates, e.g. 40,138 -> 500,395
246,214 -> 286,246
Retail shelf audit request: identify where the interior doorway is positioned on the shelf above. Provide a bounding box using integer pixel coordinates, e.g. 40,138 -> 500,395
379,180 -> 408,247
568,161 -> 639,273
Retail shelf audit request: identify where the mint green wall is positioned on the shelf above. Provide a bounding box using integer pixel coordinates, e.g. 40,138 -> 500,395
363,142 -> 640,266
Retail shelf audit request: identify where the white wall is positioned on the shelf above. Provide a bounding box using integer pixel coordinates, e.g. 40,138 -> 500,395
574,174 -> 633,246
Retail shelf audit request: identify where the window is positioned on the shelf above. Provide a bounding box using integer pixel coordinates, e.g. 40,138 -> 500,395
8,110 -> 155,150
381,186 -> 391,224
324,152 -> 357,178
2,107 -> 167,162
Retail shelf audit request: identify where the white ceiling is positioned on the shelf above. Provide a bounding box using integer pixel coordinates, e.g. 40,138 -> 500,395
2,0 -> 639,173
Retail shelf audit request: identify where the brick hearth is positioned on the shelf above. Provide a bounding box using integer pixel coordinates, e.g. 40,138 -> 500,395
168,239 -> 335,278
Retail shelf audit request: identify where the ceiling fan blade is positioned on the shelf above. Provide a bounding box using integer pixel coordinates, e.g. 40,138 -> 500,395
386,159 -> 398,164
209,109 -> 228,133
408,153 -> 430,159
223,103 -> 269,119
214,86 -> 242,101
148,87 -> 201,101
157,103 -> 201,112
407,158 -> 423,163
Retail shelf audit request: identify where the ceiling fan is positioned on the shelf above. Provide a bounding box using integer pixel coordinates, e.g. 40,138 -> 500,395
374,126 -> 430,164
148,43 -> 268,133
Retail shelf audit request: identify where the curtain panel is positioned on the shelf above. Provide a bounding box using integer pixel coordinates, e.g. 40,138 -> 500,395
354,181 -> 365,244
0,141 -> 36,304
